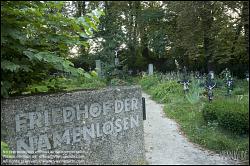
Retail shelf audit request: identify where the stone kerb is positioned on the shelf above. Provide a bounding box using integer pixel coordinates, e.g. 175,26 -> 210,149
1,86 -> 146,165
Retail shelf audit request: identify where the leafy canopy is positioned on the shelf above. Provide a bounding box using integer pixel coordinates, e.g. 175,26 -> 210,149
1,1 -> 104,97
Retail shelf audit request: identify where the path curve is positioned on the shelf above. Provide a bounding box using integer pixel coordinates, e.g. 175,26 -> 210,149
143,92 -> 238,165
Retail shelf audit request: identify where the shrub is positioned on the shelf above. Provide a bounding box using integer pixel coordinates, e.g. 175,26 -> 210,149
202,103 -> 218,122
216,100 -> 249,135
186,79 -> 204,104
214,78 -> 225,88
202,97 -> 249,134
150,81 -> 182,103
139,75 -> 161,90
20,76 -> 106,95
233,87 -> 247,95
232,79 -> 249,95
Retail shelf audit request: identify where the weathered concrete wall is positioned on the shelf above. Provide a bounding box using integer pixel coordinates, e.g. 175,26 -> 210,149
1,86 -> 145,165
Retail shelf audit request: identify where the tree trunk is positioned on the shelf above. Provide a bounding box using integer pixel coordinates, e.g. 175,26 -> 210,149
128,1 -> 133,52
200,1 -> 214,73
132,2 -> 140,58
242,1 -> 249,66
231,23 -> 242,54
77,1 -> 87,64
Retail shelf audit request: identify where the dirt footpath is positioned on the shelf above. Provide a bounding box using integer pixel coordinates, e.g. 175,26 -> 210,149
143,92 -> 239,165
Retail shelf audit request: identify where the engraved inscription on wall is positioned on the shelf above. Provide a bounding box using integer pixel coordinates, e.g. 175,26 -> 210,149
15,98 -> 140,154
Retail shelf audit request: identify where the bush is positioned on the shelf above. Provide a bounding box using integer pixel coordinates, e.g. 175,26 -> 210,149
202,98 -> 249,134
214,78 -> 225,88
20,76 -> 106,95
202,104 -> 218,122
217,105 -> 249,135
232,79 -> 249,95
185,79 -> 204,104
150,81 -> 182,103
233,87 -> 247,95
139,75 -> 161,90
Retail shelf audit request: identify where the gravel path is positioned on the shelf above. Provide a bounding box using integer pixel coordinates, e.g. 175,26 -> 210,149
143,92 -> 238,165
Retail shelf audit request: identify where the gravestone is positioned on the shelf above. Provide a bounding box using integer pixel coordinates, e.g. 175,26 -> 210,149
95,60 -> 102,78
114,51 -> 119,66
148,64 -> 153,75
114,58 -> 119,66
1,86 -> 146,165
226,75 -> 233,96
208,71 -> 215,79
205,74 -> 216,102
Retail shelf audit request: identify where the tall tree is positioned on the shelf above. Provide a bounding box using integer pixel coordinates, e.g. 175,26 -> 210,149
242,1 -> 249,64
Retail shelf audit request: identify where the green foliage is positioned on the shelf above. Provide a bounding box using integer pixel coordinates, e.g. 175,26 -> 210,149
90,70 -> 98,77
213,77 -> 249,97
214,77 -> 225,88
134,53 -> 148,69
233,79 -> 249,95
203,97 -> 249,134
138,73 -> 249,158
138,75 -> 161,90
1,60 -> 21,72
65,1 -> 249,78
233,87 -> 246,95
109,78 -> 129,86
1,1 -> 104,98
150,81 -> 182,103
90,1 -> 248,76
202,103 -> 218,122
1,141 -> 13,158
21,76 -> 106,95
164,97 -> 249,153
185,78 -> 204,104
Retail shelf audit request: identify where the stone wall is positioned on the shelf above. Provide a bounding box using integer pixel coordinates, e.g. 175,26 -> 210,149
1,86 -> 145,165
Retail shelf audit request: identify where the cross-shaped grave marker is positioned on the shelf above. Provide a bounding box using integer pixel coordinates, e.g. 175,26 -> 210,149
205,72 -> 216,102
